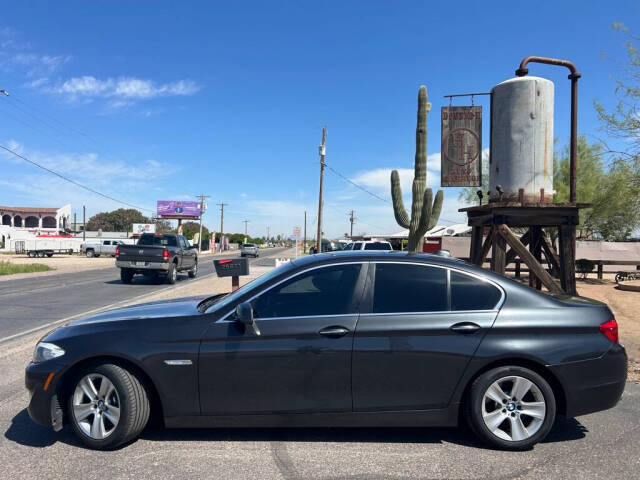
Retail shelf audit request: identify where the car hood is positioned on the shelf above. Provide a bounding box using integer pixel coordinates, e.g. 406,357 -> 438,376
69,295 -> 208,326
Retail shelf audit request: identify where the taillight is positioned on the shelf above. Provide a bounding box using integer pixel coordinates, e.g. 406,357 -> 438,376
163,249 -> 169,260
115,247 -> 120,257
599,318 -> 618,344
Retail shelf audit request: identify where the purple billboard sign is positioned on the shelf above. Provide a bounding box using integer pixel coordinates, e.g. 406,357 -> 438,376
157,200 -> 201,217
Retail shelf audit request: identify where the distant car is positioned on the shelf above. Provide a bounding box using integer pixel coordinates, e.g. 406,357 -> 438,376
25,251 -> 627,450
351,240 -> 393,251
81,240 -> 125,258
309,241 -> 335,254
241,243 -> 259,257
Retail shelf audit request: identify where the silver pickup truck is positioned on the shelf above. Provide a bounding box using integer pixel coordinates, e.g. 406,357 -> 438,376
81,240 -> 125,258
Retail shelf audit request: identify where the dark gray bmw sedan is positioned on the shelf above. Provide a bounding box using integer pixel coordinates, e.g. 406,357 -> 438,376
25,251 -> 627,450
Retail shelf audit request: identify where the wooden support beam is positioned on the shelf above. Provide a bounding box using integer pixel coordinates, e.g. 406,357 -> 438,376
530,227 -> 542,290
558,225 -> 577,295
597,263 -> 603,280
496,224 -> 564,294
540,232 -> 561,276
505,229 -> 531,265
492,227 -> 507,275
477,227 -> 495,266
470,226 -> 483,265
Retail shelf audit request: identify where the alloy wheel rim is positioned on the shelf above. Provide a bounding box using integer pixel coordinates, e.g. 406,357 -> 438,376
72,373 -> 121,440
481,375 -> 546,442
172,267 -> 177,281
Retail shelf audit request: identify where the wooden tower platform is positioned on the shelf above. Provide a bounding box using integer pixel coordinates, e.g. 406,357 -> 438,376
459,202 -> 591,296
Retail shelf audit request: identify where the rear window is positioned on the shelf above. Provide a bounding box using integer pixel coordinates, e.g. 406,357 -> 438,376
138,234 -> 177,247
243,243 -> 256,248
373,263 -> 447,313
364,242 -> 392,251
353,242 -> 363,250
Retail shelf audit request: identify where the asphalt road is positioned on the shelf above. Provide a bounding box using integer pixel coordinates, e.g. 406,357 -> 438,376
0,247 -> 289,342
0,247 -> 639,479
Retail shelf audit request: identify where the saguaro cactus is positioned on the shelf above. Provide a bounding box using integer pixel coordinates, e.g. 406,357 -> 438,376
391,85 -> 443,253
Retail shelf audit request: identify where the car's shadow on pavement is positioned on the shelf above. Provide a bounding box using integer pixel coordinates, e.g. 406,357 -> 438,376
103,275 -> 190,286
5,409 -> 588,451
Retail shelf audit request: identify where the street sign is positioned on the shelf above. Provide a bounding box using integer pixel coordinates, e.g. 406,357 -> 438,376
132,223 -> 156,235
293,226 -> 301,238
441,106 -> 482,187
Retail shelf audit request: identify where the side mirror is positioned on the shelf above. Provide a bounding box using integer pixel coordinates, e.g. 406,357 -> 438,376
235,301 -> 261,336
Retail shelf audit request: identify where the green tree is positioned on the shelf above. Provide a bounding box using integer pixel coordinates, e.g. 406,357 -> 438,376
180,221 -> 209,240
86,208 -> 149,232
595,24 -> 640,159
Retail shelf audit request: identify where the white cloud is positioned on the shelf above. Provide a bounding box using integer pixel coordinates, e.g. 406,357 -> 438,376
55,76 -> 200,101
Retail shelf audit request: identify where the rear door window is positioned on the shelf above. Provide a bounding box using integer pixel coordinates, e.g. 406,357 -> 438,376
373,263 -> 447,313
450,271 -> 502,311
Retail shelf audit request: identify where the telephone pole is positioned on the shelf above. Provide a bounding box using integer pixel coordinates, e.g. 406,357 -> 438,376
243,219 -> 249,237
316,126 -> 327,253
217,203 -> 227,252
82,205 -> 86,242
195,194 -> 210,253
349,210 -> 355,238
266,226 -> 270,242
303,211 -> 307,253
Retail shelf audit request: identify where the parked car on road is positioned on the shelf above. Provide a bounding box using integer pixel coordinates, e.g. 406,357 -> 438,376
309,240 -> 336,254
81,240 -> 125,258
115,233 -> 198,284
351,240 -> 393,251
240,243 -> 259,257
25,251 -> 626,450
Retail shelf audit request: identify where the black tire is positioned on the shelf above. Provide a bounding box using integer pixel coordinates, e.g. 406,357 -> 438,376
46,253 -> 53,258
166,262 -> 177,284
67,363 -> 150,450
465,366 -> 556,451
86,249 -> 94,258
37,251 -> 45,258
120,268 -> 134,284
28,251 -> 36,258
188,261 -> 198,278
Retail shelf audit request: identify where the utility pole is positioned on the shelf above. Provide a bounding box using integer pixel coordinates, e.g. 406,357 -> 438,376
316,126 -> 327,253
217,203 -> 227,252
303,211 -> 307,253
266,226 -> 270,243
349,210 -> 355,238
243,220 -> 249,237
82,205 -> 86,242
195,194 -> 210,253
73,213 -> 77,234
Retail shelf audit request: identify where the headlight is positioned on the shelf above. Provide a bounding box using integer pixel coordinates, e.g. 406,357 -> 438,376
32,342 -> 65,363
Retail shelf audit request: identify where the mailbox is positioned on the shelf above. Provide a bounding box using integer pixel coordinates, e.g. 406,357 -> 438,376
213,257 -> 249,277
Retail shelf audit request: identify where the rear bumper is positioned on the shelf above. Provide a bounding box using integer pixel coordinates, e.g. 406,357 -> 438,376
25,360 -> 67,429
549,343 -> 627,418
116,260 -> 169,271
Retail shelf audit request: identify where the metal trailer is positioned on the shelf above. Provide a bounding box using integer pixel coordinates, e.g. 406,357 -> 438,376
15,239 -> 75,258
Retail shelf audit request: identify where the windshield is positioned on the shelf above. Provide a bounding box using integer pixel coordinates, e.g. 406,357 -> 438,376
202,260 -> 297,314
364,242 -> 392,250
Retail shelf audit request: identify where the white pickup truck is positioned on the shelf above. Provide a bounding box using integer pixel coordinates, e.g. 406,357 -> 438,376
81,240 -> 125,258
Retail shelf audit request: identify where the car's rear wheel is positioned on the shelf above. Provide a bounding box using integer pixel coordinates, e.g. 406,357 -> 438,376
166,263 -> 177,284
466,366 -> 556,450
188,261 -> 198,278
120,268 -> 134,284
67,363 -> 150,450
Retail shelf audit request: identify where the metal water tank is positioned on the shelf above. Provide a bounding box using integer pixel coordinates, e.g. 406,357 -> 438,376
489,76 -> 554,203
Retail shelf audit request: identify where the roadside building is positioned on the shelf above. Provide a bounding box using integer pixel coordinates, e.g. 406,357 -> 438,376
0,204 -> 72,250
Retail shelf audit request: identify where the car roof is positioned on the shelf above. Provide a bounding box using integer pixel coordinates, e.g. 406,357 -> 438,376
293,250 -> 463,268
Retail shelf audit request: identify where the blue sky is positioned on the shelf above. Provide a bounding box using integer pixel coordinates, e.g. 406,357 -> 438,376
1,1 -> 638,238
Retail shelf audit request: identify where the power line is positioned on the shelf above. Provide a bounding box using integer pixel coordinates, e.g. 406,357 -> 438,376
324,161 -> 392,204
0,144 -> 155,213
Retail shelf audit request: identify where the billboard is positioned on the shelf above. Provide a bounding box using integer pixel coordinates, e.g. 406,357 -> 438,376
157,200 -> 201,218
132,223 -> 156,235
441,106 -> 482,187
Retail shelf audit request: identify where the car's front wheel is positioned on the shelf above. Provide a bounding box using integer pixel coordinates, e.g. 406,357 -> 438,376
67,363 -> 150,450
466,366 -> 556,450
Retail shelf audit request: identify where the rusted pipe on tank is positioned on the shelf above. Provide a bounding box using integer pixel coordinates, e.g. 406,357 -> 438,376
515,56 -> 581,203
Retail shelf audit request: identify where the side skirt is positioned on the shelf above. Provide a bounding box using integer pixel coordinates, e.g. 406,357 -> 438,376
165,405 -> 460,429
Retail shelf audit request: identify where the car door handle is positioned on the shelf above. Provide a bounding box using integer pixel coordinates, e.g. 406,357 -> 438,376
318,326 -> 350,338
450,322 -> 481,334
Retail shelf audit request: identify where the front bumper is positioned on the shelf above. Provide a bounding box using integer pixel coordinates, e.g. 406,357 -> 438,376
116,260 -> 169,271
25,360 -> 67,429
550,343 -> 628,418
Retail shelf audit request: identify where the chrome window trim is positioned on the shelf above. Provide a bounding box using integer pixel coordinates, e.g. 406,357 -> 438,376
218,261 -> 368,322
370,260 -> 506,313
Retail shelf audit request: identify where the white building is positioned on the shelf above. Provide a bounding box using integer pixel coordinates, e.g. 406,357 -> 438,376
0,204 -> 72,249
